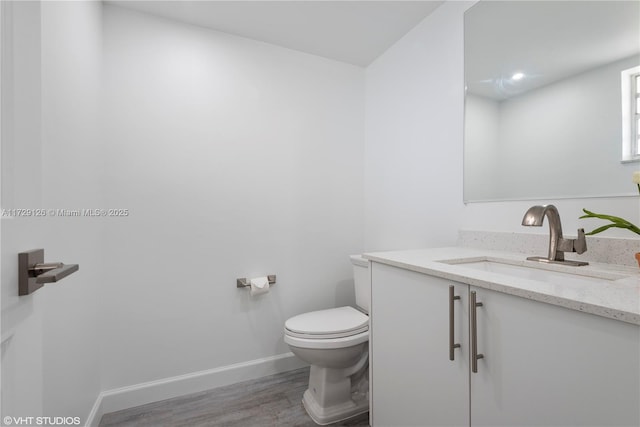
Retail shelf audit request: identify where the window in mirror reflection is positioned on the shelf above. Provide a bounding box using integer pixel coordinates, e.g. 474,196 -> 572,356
622,66 -> 640,162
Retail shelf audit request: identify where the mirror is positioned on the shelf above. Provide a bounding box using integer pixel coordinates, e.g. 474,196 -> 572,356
464,1 -> 640,202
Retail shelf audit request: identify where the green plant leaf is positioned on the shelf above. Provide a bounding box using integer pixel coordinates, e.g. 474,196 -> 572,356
580,209 -> 640,235
584,223 -> 630,235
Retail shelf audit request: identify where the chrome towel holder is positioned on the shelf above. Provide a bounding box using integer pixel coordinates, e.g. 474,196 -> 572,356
237,275 -> 276,288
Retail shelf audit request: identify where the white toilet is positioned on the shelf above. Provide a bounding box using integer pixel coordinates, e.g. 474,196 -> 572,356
284,255 -> 370,425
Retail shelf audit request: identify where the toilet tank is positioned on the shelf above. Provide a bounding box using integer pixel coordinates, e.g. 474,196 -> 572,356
350,255 -> 370,314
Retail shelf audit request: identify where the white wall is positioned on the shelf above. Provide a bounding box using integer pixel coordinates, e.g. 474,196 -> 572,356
1,1 -> 103,423
99,5 -> 364,390
364,1 -> 469,251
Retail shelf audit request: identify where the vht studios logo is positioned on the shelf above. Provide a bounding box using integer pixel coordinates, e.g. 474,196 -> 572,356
3,416 -> 80,426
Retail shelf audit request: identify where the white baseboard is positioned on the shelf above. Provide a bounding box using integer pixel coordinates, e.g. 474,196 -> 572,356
85,352 -> 307,427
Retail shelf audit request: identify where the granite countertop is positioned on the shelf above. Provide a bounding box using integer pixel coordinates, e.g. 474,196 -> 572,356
363,247 -> 640,326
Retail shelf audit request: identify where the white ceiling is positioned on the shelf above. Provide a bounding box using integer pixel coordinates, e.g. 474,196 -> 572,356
105,0 -> 445,67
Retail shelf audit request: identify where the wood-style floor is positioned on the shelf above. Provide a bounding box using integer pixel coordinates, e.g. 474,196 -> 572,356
99,367 -> 370,427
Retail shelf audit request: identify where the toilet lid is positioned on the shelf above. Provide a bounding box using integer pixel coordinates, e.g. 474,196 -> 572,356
285,306 -> 368,337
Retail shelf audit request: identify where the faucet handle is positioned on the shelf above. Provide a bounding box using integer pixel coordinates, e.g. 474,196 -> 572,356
574,228 -> 587,254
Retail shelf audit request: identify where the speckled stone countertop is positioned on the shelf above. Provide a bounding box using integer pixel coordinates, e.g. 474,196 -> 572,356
364,247 -> 640,326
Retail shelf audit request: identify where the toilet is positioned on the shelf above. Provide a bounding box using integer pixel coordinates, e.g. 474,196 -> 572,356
284,255 -> 370,425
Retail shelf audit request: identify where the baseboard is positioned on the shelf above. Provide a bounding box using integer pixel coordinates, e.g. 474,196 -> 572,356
85,352 -> 306,427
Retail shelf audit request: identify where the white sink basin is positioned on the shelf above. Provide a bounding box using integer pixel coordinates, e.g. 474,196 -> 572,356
440,257 -> 629,287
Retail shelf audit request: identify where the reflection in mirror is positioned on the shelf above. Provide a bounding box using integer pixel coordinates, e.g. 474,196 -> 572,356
464,1 -> 640,202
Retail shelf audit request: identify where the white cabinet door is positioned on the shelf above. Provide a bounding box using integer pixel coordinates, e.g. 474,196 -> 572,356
371,262 -> 470,427
470,286 -> 640,427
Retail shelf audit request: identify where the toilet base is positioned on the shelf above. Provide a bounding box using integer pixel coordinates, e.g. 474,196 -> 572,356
301,364 -> 369,426
302,387 -> 369,426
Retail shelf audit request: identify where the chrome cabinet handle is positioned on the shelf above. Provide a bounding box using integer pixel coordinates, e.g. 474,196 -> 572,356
470,290 -> 484,373
449,285 -> 461,361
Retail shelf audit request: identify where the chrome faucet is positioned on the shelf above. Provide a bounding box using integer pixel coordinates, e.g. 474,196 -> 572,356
521,205 -> 588,266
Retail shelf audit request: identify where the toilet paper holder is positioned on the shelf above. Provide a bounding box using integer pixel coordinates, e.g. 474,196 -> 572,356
237,275 -> 276,288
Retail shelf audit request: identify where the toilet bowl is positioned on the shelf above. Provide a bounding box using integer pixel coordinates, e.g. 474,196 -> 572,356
283,256 -> 370,425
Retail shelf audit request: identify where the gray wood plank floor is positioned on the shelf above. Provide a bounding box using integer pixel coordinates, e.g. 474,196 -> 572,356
99,367 -> 369,427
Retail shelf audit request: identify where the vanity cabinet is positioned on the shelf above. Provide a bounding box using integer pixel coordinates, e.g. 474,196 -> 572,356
370,262 -> 470,426
370,262 -> 640,427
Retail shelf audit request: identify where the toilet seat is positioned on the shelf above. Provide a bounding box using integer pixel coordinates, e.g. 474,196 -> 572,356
285,306 -> 368,337
285,324 -> 369,340
284,306 -> 369,349
284,329 -> 369,350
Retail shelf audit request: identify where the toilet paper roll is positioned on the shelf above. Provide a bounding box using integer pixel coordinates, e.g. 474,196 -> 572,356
250,276 -> 270,296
